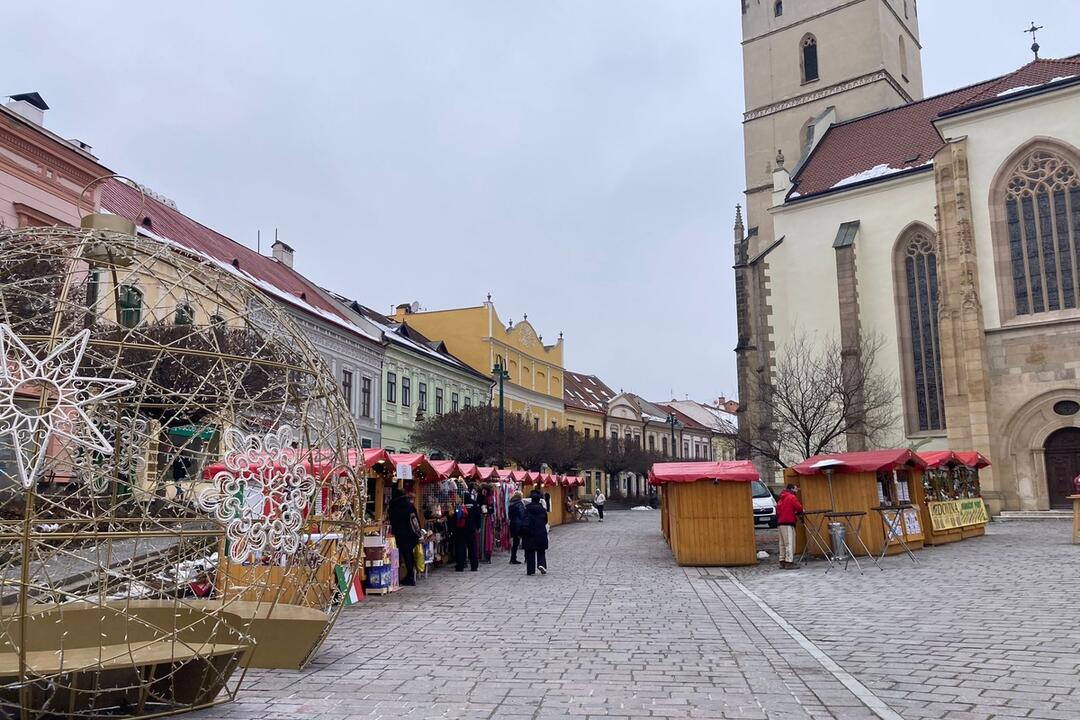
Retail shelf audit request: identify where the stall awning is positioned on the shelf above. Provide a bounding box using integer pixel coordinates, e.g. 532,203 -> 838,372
389,453 -> 439,482
359,448 -> 392,470
649,460 -> 759,485
429,460 -> 461,480
790,449 -> 928,476
560,475 -> 583,487
919,450 -> 992,470
508,470 -> 530,483
457,463 -> 480,480
475,466 -> 499,481
541,473 -> 558,487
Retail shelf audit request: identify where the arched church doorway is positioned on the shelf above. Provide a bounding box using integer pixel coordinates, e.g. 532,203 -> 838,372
1044,427 -> 1080,508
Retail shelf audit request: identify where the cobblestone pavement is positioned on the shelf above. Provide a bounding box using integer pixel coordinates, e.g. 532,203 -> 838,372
189,513 -> 1079,720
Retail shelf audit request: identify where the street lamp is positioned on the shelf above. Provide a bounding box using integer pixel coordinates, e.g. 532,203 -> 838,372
492,356 -> 510,466
666,412 -> 682,460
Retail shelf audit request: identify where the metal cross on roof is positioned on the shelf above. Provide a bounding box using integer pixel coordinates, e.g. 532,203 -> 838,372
1026,21 -> 1044,59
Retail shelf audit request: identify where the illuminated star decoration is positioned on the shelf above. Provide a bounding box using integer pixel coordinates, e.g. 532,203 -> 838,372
0,324 -> 136,488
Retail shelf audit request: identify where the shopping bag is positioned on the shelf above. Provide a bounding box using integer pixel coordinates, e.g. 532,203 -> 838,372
413,542 -> 425,569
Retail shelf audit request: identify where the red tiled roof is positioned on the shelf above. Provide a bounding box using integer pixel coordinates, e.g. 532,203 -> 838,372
790,58 -> 1080,201
563,371 -> 616,414
100,179 -> 371,338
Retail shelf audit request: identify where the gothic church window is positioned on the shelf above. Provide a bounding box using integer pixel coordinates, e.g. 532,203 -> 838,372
774,1 -> 782,17
997,147 -> 1080,318
801,35 -> 819,83
894,225 -> 945,433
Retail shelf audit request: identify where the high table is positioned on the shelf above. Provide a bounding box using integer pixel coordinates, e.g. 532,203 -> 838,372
824,510 -> 880,573
797,509 -> 835,566
873,504 -> 919,564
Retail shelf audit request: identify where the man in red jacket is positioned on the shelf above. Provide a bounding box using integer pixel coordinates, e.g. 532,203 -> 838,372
775,483 -> 803,570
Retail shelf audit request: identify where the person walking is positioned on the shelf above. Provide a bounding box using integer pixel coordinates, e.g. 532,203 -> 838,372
775,483 -> 803,570
453,490 -> 480,572
388,487 -> 421,585
522,489 -> 549,576
593,488 -> 606,522
508,491 -> 525,565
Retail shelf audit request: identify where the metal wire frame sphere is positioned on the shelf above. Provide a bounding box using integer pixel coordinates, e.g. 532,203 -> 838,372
0,225 -> 365,719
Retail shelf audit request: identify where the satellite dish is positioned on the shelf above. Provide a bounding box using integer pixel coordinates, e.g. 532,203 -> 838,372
410,301 -> 420,313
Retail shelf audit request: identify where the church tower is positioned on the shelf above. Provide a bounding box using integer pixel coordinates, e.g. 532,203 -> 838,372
740,0 -> 924,249
735,0 -> 924,472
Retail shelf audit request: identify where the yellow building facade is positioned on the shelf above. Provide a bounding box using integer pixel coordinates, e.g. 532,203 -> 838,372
392,299 -> 565,428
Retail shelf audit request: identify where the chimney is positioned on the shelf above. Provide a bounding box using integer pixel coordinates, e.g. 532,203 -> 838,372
395,303 -> 414,315
6,92 -> 49,126
271,239 -> 294,268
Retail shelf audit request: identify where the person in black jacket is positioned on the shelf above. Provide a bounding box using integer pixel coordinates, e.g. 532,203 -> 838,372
521,489 -> 549,576
507,491 -> 525,565
388,487 -> 421,586
453,489 -> 480,572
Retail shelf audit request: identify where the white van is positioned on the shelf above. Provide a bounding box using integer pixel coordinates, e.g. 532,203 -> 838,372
751,480 -> 777,528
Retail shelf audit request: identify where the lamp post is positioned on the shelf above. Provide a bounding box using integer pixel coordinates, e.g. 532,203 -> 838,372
492,357 -> 510,466
666,412 -> 680,460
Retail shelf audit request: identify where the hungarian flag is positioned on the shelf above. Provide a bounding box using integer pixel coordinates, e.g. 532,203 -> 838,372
334,564 -> 363,605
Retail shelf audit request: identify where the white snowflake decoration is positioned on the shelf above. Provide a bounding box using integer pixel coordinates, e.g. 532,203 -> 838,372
75,409 -> 150,493
0,325 -> 136,488
198,425 -> 316,562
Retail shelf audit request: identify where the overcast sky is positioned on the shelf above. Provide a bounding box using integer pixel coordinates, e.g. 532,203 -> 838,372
6,1 -> 1078,402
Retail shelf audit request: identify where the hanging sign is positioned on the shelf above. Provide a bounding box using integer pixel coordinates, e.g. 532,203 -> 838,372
395,462 -> 413,480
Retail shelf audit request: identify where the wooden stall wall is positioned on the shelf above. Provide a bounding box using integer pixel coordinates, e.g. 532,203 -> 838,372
666,481 -> 756,567
789,469 -> 924,557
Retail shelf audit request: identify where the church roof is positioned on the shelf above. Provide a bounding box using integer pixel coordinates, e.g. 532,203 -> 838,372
789,58 -> 1080,201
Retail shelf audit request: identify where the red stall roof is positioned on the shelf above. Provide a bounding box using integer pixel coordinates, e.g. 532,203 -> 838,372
561,475 -> 583,487
457,463 -> 479,480
389,453 -> 439,482
359,448 -> 392,470
475,467 -> 499,481
429,460 -> 461,480
649,460 -> 759,485
508,470 -> 530,483
541,473 -> 558,487
920,450 -> 992,470
790,449 -> 927,476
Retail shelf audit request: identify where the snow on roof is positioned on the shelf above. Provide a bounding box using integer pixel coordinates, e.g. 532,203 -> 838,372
828,161 -> 930,191
564,371 -> 616,413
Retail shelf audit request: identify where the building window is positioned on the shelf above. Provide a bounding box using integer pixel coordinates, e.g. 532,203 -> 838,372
342,370 -> 354,411
534,417 -> 540,430
648,435 -> 655,452
209,313 -> 225,328
661,436 -> 668,455
894,224 -> 945,433
903,0 -> 908,18
418,382 -> 427,411
387,372 -> 397,404
464,395 -> 471,409
684,440 -> 690,457
118,285 -> 142,328
86,269 -> 100,306
452,392 -> 459,412
801,34 -> 819,83
774,0 -> 782,16
997,148 -> 1080,318
436,388 -> 444,415
361,377 -> 372,418
361,437 -> 373,449
401,377 -> 412,407
174,303 -> 194,325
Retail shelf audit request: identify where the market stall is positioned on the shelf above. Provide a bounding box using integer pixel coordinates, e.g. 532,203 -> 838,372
648,461 -> 759,567
788,449 -> 928,559
916,450 -> 991,543
542,473 -> 565,527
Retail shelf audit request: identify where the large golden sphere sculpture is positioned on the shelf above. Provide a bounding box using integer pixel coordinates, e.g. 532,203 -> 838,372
0,222 -> 364,719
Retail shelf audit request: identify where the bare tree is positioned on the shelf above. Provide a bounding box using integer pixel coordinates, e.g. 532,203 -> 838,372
743,330 -> 900,467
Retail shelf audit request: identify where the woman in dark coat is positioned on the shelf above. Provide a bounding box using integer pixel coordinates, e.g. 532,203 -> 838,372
388,488 -> 420,586
507,491 -> 525,565
521,490 -> 549,576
